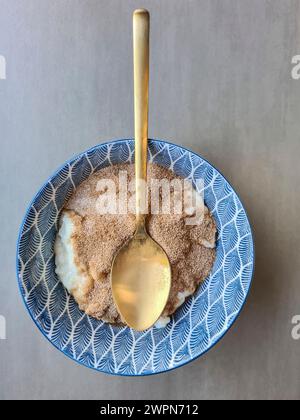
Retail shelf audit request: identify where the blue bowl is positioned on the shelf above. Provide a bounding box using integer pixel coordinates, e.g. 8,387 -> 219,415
16,139 -> 254,375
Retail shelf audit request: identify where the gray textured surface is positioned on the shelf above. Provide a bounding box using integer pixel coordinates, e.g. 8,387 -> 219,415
1,0 -> 300,400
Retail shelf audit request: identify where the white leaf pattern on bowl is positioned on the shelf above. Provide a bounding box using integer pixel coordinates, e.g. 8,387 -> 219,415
17,139 -> 254,375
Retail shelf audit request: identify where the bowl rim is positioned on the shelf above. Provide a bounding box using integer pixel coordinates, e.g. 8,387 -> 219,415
16,138 -> 255,376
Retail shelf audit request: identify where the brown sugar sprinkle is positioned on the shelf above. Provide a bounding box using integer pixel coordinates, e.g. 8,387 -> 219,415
63,163 -> 217,324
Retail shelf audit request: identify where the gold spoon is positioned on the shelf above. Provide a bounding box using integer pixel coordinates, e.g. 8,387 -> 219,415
111,9 -> 171,331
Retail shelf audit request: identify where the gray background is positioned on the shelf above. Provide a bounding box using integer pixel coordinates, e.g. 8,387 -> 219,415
0,0 -> 300,400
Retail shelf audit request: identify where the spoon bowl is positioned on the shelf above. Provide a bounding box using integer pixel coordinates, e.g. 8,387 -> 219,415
111,226 -> 171,331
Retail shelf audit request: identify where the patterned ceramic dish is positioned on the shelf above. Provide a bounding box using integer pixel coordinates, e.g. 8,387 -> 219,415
16,139 -> 254,375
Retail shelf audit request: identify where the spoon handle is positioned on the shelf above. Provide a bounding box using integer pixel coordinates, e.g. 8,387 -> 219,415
133,9 -> 150,229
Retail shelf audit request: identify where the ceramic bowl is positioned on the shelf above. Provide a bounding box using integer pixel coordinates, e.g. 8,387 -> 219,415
17,139 -> 254,375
